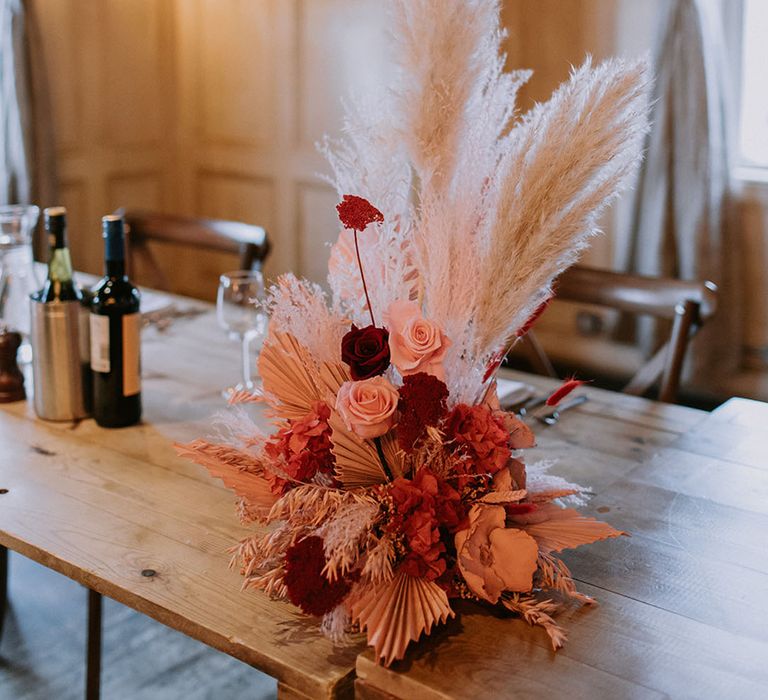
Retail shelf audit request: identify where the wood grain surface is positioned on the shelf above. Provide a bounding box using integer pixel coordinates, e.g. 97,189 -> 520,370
4,298 -> 761,699
355,397 -> 768,700
0,307 -> 358,700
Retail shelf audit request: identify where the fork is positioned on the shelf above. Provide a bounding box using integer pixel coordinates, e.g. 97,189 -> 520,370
508,394 -> 547,416
535,395 -> 589,426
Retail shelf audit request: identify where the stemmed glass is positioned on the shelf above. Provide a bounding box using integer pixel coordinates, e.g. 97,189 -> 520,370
0,205 -> 41,364
216,270 -> 267,397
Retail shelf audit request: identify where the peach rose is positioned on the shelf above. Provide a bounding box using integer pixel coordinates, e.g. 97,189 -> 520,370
454,504 -> 538,603
335,376 -> 399,439
384,300 -> 451,380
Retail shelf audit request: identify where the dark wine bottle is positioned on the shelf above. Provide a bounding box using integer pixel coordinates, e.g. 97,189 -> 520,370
90,215 -> 141,427
39,207 -> 82,302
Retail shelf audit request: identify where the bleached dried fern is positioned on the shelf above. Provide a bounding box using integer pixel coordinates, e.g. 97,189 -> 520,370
267,274 -> 348,363
321,604 -> 355,645
320,500 -> 380,581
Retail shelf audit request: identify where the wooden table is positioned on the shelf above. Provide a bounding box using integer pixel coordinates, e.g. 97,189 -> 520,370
355,389 -> 768,699
2,295 -> 766,699
0,302 -> 361,700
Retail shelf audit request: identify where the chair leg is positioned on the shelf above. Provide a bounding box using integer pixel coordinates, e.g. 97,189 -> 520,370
0,545 -> 7,643
86,589 -> 102,700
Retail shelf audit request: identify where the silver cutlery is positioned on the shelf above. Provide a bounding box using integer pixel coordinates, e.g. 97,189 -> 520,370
142,305 -> 206,332
535,394 -> 589,426
509,394 -> 547,416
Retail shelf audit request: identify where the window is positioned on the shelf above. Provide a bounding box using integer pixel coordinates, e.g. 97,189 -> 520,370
738,0 -> 768,170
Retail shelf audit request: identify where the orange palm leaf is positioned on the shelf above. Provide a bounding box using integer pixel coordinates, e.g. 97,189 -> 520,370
317,361 -> 351,400
522,503 -> 626,553
329,412 -> 389,487
174,439 -> 276,509
258,332 -> 322,419
350,570 -> 454,666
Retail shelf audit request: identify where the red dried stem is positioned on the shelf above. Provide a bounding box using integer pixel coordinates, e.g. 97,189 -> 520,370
354,228 -> 376,327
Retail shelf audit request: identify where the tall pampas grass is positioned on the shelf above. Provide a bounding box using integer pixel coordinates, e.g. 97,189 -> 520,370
390,0 -> 505,191
471,57 -> 652,359
323,0 -> 651,403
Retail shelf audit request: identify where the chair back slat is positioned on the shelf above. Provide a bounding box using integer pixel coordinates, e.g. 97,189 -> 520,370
556,266 -> 717,322
521,265 -> 718,403
118,210 -> 271,291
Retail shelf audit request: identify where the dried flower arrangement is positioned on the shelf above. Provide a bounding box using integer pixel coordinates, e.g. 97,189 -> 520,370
176,0 -> 651,666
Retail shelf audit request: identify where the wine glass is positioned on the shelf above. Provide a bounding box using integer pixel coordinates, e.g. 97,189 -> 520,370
216,270 -> 267,397
0,205 -> 41,364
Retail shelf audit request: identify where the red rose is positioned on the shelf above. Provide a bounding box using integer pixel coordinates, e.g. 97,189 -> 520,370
341,324 -> 390,380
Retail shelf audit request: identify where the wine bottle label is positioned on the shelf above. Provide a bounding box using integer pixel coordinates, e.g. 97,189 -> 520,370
90,314 -> 111,372
123,313 -> 141,397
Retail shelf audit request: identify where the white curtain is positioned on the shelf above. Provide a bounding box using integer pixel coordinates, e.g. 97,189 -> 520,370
617,0 -> 740,378
0,0 -> 57,258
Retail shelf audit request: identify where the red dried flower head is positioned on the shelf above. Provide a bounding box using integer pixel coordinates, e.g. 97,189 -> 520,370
264,401 -> 334,495
397,372 -> 449,452
341,324 -> 390,380
336,194 -> 384,231
387,468 -> 465,582
283,536 -> 352,616
446,404 -> 511,489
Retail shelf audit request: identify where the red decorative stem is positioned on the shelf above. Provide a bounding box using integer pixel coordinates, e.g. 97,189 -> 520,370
353,228 -> 376,327
545,377 -> 587,406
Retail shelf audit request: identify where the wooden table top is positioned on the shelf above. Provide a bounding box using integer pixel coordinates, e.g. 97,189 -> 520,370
2,294 -> 765,699
355,395 -> 768,700
0,303 -> 360,700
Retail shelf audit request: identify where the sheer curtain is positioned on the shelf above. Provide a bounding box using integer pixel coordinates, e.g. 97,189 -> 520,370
0,0 -> 56,258
617,0 -> 740,379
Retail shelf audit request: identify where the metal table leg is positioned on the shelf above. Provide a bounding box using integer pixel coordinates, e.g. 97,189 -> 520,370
86,589 -> 102,700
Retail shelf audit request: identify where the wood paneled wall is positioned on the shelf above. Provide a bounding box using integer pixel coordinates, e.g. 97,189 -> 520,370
33,0 -> 397,297
173,0 -> 395,289
36,0 -> 637,293
33,0 -> 176,277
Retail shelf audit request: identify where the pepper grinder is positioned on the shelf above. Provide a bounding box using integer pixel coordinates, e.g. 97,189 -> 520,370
0,325 -> 25,402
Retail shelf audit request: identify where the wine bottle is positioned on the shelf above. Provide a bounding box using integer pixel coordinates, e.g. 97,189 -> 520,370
90,215 -> 141,427
30,206 -> 91,420
39,207 -> 82,302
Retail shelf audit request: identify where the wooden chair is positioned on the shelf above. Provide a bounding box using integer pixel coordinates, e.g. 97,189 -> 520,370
520,266 -> 718,403
119,210 -> 271,291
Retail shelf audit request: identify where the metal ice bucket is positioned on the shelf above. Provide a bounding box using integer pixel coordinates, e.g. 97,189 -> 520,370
30,298 -> 91,421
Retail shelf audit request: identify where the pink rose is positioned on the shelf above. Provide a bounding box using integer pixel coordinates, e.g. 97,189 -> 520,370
335,376 -> 398,439
454,504 -> 538,603
384,300 -> 450,380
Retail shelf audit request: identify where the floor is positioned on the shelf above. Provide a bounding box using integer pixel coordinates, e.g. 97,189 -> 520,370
0,553 -> 277,699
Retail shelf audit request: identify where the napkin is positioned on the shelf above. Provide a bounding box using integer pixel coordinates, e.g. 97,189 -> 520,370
495,377 -> 535,408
